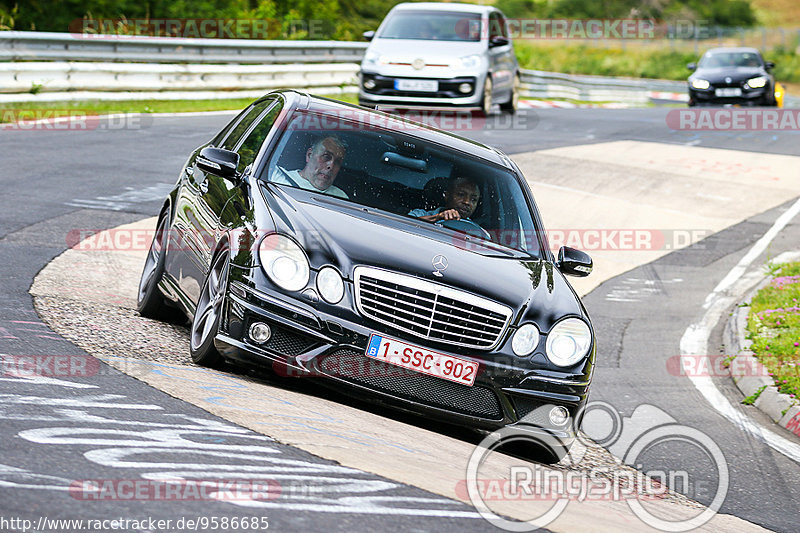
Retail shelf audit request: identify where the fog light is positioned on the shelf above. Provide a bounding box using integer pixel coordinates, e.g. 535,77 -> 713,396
549,406 -> 570,427
363,79 -> 376,90
249,322 -> 272,344
458,82 -> 472,94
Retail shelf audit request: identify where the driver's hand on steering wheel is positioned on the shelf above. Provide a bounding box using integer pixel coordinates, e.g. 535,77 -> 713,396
435,209 -> 461,222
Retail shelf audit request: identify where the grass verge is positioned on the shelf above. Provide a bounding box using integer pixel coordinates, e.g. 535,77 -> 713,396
515,41 -> 800,85
0,93 -> 359,123
746,261 -> 800,401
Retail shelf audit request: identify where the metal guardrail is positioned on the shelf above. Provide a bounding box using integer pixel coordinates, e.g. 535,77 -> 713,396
520,69 -> 687,104
0,61 -> 359,94
3,31 -> 797,106
0,31 -> 368,64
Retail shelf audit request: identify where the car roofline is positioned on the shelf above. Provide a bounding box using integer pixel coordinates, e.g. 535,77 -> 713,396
267,89 -> 511,168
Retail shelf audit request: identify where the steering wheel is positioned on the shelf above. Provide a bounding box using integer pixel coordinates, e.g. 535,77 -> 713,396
436,218 -> 492,240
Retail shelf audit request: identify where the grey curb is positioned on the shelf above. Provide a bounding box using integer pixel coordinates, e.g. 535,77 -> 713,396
725,280 -> 800,434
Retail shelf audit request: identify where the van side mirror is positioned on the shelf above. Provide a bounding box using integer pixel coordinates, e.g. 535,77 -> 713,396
489,36 -> 510,48
765,61 -> 775,70
363,30 -> 375,42
687,62 -> 697,71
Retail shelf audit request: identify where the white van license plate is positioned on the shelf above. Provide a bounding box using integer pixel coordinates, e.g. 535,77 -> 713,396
395,79 -> 438,92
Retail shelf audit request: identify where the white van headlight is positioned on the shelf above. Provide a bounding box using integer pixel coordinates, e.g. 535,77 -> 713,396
457,54 -> 482,69
546,318 -> 592,367
259,234 -> 309,292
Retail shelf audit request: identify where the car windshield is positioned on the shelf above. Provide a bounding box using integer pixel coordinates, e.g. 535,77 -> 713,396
378,10 -> 482,41
699,51 -> 762,68
262,111 -> 542,257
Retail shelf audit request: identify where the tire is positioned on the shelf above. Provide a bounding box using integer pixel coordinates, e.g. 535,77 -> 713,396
500,73 -> 520,114
190,248 -> 229,368
137,214 -> 172,320
480,75 -> 493,117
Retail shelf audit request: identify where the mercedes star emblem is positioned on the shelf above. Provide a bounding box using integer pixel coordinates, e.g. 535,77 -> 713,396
432,254 -> 448,277
412,58 -> 425,70
725,77 -> 732,84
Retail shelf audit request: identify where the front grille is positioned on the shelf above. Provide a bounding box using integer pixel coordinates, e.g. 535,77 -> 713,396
513,397 -> 551,425
319,349 -> 502,419
354,266 -> 511,349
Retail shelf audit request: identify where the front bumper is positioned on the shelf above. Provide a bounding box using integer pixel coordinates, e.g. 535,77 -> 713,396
688,86 -> 771,106
216,278 -> 593,435
359,71 -> 483,109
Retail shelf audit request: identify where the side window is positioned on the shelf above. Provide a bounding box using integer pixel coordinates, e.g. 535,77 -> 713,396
218,97 -> 275,152
489,12 -> 502,39
210,108 -> 248,147
235,99 -> 284,173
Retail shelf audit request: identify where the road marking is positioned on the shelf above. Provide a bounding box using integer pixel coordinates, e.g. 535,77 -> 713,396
66,183 -> 174,211
680,198 -> 800,463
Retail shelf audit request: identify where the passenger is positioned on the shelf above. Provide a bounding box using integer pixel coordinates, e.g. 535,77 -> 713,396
409,177 -> 480,223
271,136 -> 348,199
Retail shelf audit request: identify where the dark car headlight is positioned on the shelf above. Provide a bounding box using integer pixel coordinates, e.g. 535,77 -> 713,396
745,76 -> 768,89
316,266 -> 344,304
691,79 -> 710,90
546,318 -> 592,367
258,234 -> 310,291
512,323 -> 540,357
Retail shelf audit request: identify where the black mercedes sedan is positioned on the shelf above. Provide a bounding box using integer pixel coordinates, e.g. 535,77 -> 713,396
687,47 -> 777,107
137,90 -> 594,460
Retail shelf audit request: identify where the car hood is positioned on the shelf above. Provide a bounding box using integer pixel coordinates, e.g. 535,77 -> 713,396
261,185 -> 584,328
365,38 -> 486,68
691,67 -> 766,84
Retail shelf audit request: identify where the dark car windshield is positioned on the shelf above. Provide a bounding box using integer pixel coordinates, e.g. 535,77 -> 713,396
699,51 -> 762,68
262,111 -> 542,257
378,11 -> 482,41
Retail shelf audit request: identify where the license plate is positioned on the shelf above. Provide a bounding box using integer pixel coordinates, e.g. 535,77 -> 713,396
366,334 -> 478,386
715,87 -> 742,97
394,79 -> 438,92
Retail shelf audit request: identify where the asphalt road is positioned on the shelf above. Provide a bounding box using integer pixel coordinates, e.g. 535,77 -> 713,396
1,106 -> 799,531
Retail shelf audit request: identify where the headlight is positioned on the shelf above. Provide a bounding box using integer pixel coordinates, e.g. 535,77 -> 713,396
362,51 -> 379,67
457,54 -> 482,69
691,79 -> 710,90
512,323 -> 540,357
258,234 -> 309,292
746,76 -> 768,89
316,266 -> 344,304
545,318 -> 592,367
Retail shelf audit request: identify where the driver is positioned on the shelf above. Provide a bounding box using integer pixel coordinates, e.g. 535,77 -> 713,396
409,177 -> 480,224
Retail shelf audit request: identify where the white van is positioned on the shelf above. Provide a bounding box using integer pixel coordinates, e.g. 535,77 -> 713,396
358,2 -> 520,115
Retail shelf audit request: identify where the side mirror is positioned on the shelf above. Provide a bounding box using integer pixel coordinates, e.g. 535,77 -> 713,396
197,146 -> 239,181
557,246 -> 592,277
765,61 -> 775,70
687,62 -> 697,71
489,36 -> 510,48
363,30 -> 375,42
